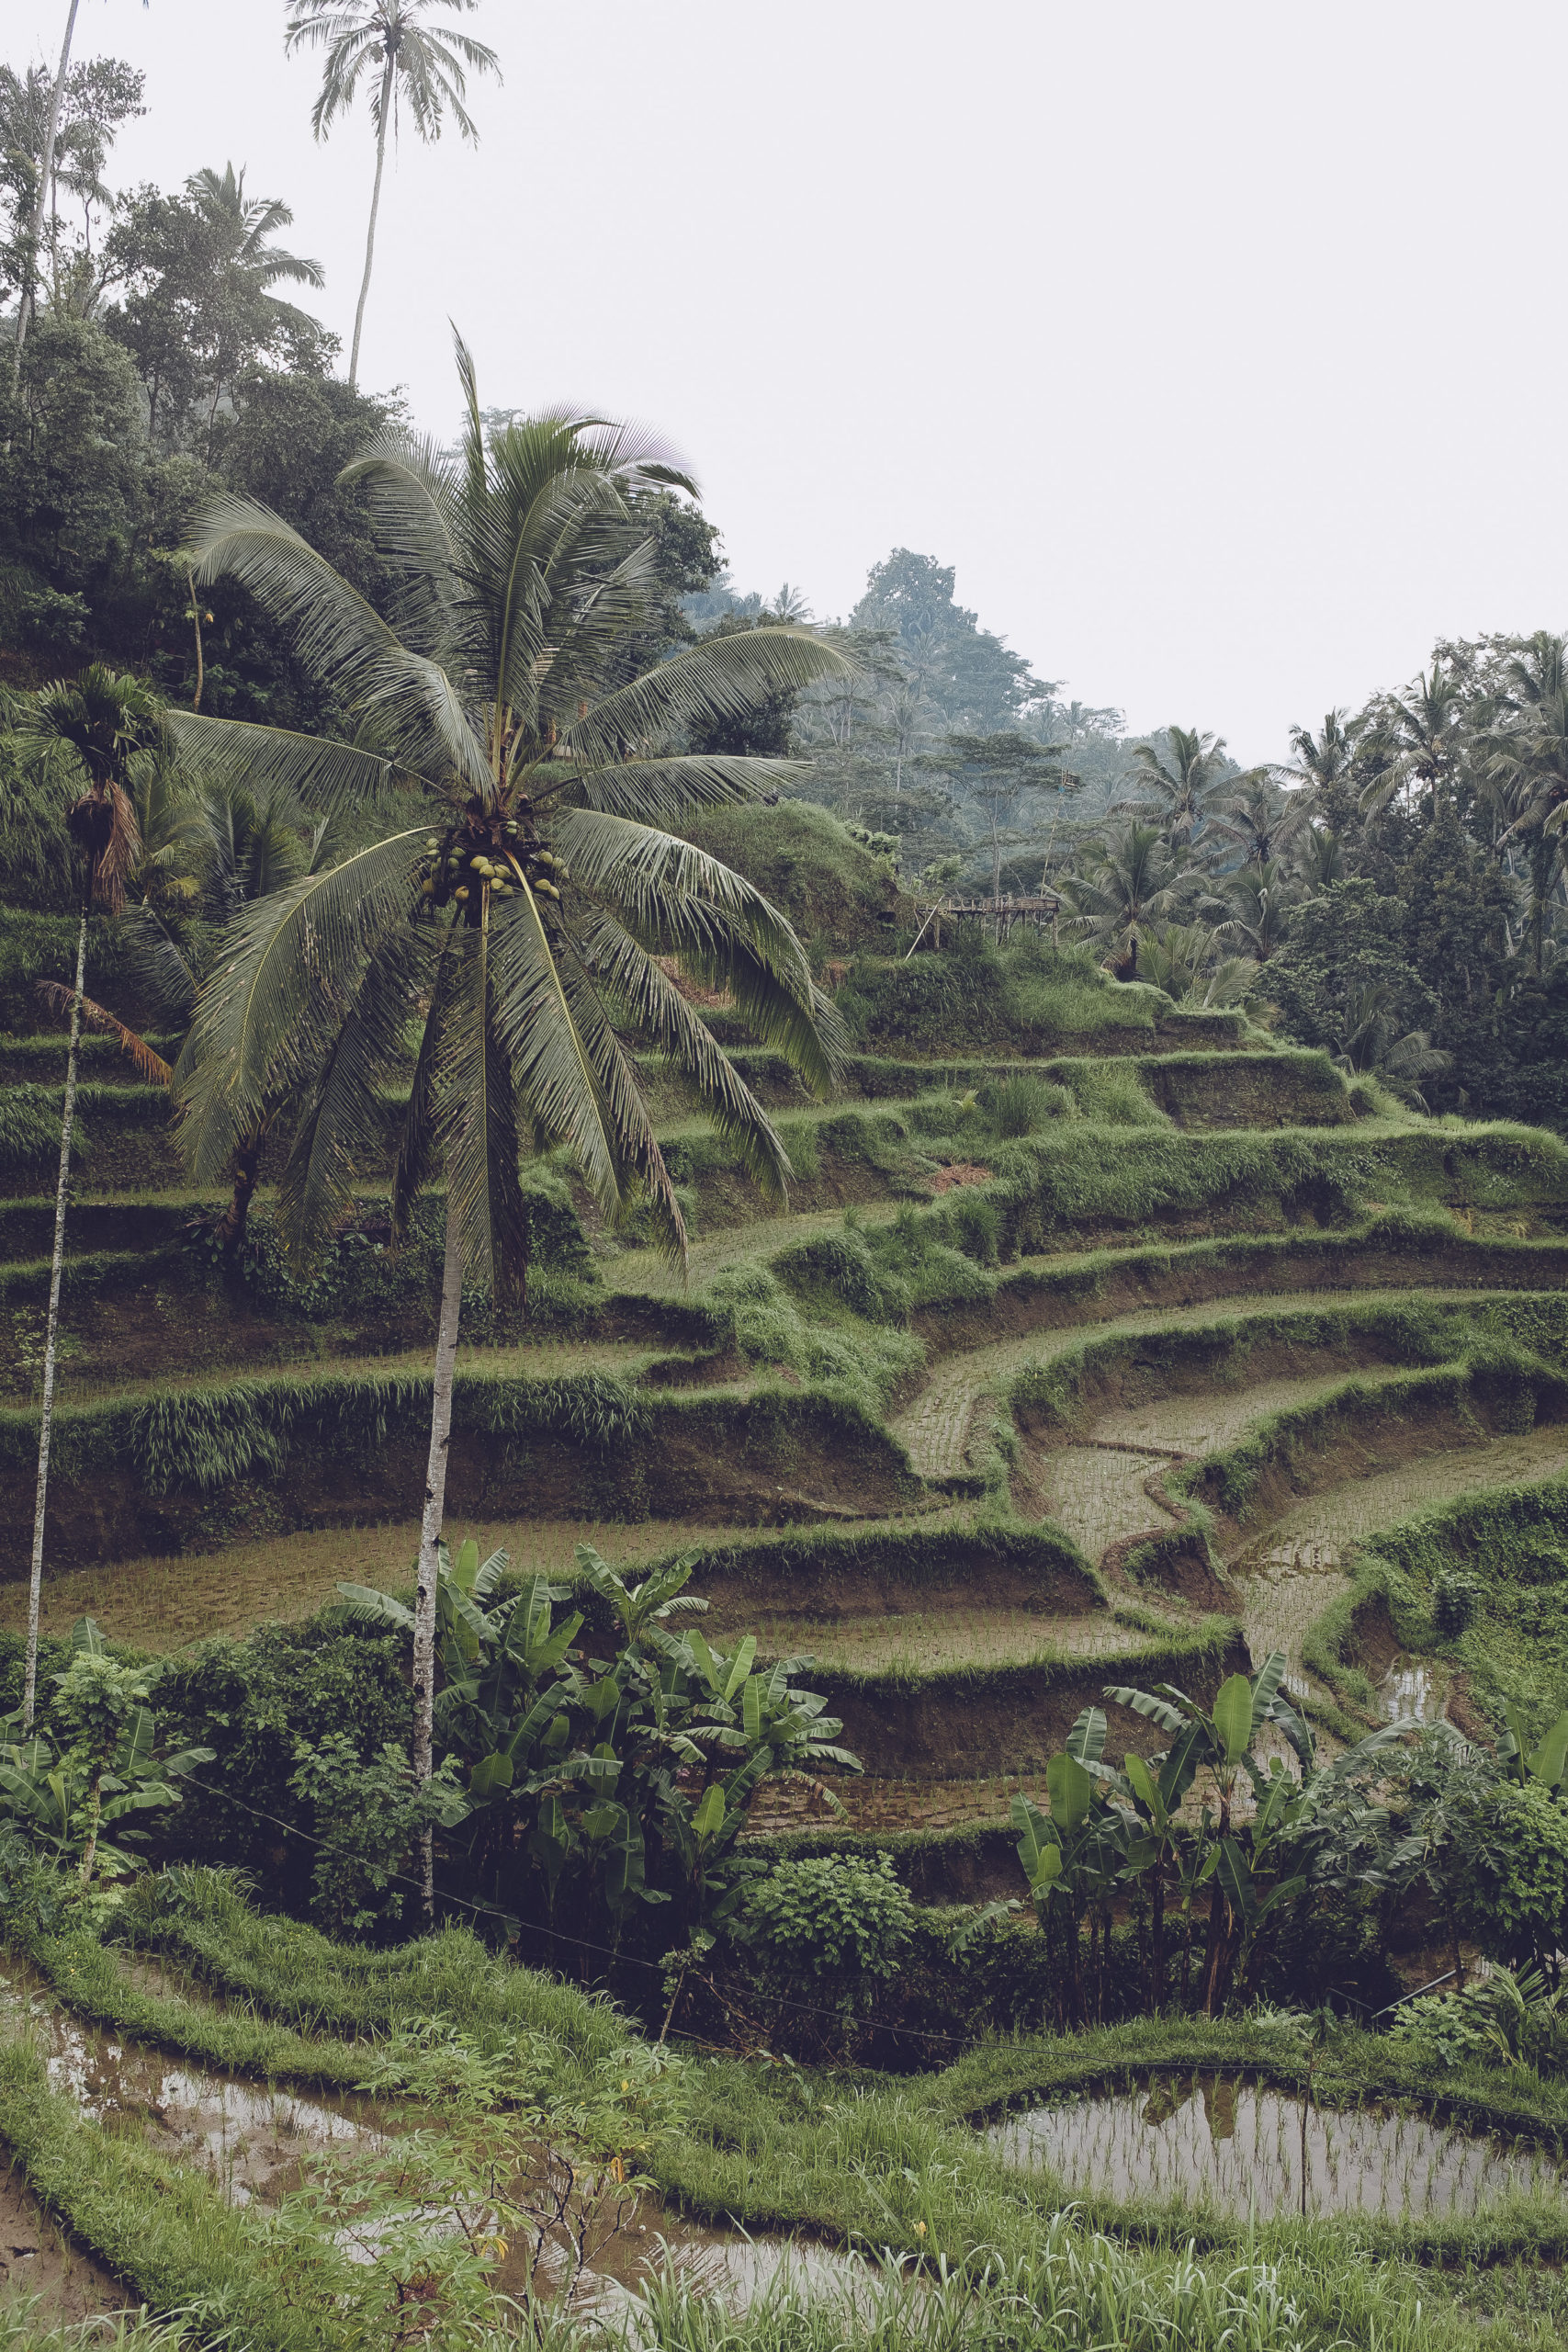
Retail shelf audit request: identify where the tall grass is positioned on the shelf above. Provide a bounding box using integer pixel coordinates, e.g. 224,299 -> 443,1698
127,1869 -> 632,2069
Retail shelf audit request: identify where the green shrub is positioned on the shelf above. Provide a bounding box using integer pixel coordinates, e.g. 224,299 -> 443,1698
678,800 -> 905,949
1434,1572 -> 1481,1635
147,1619 -> 414,1907
834,931 -> 1167,1056
288,1733 -> 468,1938
705,1256 -> 921,1408
773,1223 -> 905,1319
1460,1781 -> 1568,1974
730,1851 -> 915,2022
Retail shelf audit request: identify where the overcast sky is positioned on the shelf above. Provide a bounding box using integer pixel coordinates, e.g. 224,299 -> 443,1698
8,0 -> 1566,759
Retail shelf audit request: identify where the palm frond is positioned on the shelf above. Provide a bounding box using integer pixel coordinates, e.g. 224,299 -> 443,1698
553,753 -> 803,825
570,907 -> 794,1204
175,829 -> 425,1186
391,920 -> 457,1236
188,495 -> 490,797
559,627 -> 853,768
166,710 -> 401,814
482,888 -> 627,1226
544,935 -> 689,1258
278,927 -> 423,1253
34,984 -> 172,1084
338,432 -> 463,656
434,919 -> 530,1295
115,903 -> 199,1027
549,808 -> 812,986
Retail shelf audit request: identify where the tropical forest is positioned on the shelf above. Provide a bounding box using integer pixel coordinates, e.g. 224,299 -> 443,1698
6,6 -> 1568,2352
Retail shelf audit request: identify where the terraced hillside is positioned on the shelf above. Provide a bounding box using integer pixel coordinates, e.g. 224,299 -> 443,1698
5,913 -> 1568,1890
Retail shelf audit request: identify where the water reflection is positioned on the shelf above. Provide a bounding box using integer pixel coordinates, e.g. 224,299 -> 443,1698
987,2074 -> 1565,2220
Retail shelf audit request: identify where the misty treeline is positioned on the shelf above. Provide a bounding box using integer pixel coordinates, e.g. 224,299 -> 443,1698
3,51 -> 1566,1135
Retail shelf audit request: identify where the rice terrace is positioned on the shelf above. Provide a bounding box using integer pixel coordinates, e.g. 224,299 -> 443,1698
8,4 -> 1568,2350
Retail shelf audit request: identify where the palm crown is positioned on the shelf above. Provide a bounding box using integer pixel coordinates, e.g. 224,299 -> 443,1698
186,164 -> 325,300
286,0 -> 498,142
171,341 -> 851,1296
284,0 -> 501,385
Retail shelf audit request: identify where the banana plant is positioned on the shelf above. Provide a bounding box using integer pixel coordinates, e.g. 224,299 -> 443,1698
1498,1701 -> 1568,1792
1,1620 -> 213,1884
1105,1653 -> 1293,1835
1211,1761 -> 1310,2007
337,1534 -> 521,1683
1115,1729 -> 1206,2012
1103,1654 -> 1309,2014
1010,1708 -> 1128,2026
354,1535 -> 863,1941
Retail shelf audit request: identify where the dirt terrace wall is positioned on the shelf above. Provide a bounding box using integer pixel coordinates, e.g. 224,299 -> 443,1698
0,1387 -> 921,1577
810,1638 -> 1245,1778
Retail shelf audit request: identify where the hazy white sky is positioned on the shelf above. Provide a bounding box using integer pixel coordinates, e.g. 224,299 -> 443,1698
8,0 -> 1566,759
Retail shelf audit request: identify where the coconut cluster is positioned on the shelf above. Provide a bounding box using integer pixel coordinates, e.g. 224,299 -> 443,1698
416,814 -> 564,926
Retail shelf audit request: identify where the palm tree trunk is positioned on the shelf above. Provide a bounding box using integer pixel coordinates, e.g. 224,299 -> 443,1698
348,54 -> 396,391
215,1125 -> 265,1254
11,0 -> 80,383
412,1195 -> 464,1923
23,908 -> 86,1729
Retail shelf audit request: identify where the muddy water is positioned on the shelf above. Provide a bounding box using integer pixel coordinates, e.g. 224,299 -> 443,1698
1383,1661 -> 1444,1724
0,1963 -> 862,2312
988,2074 -> 1568,2220
0,1963 -> 383,2209
515,2204 -> 877,2314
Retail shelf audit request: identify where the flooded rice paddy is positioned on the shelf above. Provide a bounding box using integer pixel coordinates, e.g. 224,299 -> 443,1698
2,1964 -> 380,2207
0,1963 -> 863,2313
988,2073 -> 1567,2220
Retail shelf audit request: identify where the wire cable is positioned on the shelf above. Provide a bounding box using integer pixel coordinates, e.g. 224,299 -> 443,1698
161,1768 -> 990,2052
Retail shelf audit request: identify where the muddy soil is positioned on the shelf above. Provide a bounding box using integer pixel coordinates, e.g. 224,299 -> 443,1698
1218,1421 -> 1568,1566
0,2151 -> 129,2324
691,1544 -> 1100,1630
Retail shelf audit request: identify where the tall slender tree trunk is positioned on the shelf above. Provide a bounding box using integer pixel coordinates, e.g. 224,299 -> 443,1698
187,565 -> 205,711
412,1196 -> 464,1923
348,54 -> 396,391
12,0 -> 80,383
215,1124 -> 265,1253
23,908 -> 86,1729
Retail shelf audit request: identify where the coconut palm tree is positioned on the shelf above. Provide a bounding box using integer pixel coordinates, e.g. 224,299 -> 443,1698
284,0 -> 500,389
185,164 -> 323,303
1296,823 -> 1345,894
1206,772 -> 1311,868
1116,727 -> 1243,850
1061,820 -> 1189,974
1209,860 -> 1293,963
171,344 -> 850,1904
1331,985 -> 1450,1111
1286,708 -> 1360,803
11,666 -> 163,1730
183,163 -> 324,441
1359,666 -> 1464,820
1137,922 -> 1255,1009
